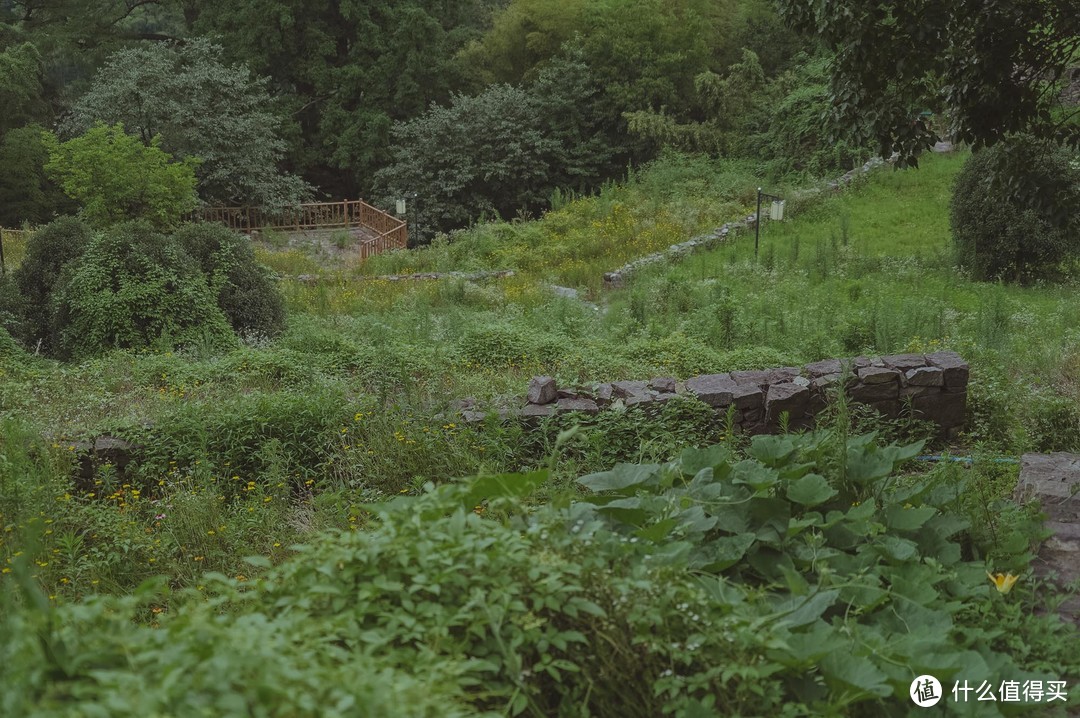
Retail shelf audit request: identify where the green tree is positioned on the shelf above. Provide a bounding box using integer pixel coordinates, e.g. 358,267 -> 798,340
184,0 -> 498,198
0,42 -> 46,135
0,124 -> 74,226
63,39 -> 310,208
173,222 -> 286,338
374,84 -> 558,235
774,0 -> 1080,164
951,139 -> 1080,283
9,216 -> 93,351
42,123 -> 199,228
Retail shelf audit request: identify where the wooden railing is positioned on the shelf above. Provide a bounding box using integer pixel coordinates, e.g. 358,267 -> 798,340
193,199 -> 408,258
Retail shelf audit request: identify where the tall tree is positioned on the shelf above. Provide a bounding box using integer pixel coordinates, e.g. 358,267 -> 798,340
182,0 -> 500,199
63,39 -> 310,207
0,41 -> 46,134
774,0 -> 1080,165
43,123 -> 200,228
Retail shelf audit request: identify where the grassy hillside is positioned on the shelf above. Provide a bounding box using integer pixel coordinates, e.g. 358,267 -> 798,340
3,149 -> 1080,716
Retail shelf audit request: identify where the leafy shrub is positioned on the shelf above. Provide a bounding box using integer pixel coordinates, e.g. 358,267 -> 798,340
125,386 -> 351,484
51,222 -> 235,359
457,322 -> 570,371
951,140 -> 1080,283
42,123 -> 200,229
0,326 -> 19,356
11,216 -> 93,351
1024,391 -> 1080,452
624,332 -> 727,376
173,222 -> 286,338
5,432 -> 1074,716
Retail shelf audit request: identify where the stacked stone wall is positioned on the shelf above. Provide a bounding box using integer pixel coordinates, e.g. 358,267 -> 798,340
507,351 -> 969,437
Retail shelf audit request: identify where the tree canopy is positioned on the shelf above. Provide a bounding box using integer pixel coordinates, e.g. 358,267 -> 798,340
43,123 -> 200,228
774,0 -> 1080,165
63,39 -> 310,207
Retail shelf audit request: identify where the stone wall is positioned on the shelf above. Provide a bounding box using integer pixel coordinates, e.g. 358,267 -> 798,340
601,156 -> 893,288
507,351 -> 969,437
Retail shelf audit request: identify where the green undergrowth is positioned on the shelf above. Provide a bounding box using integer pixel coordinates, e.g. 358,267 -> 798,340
3,150 -> 1080,714
3,430 -> 1075,716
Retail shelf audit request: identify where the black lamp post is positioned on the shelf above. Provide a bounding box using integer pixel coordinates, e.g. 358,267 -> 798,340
755,187 -> 785,258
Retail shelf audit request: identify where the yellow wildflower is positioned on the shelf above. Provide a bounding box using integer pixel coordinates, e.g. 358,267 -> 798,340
987,572 -> 1019,594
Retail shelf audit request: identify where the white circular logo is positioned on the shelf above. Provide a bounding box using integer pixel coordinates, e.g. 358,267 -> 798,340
910,675 -> 943,707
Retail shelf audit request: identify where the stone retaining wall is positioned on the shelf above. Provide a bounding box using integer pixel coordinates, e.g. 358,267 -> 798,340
602,156 -> 892,288
291,269 -> 515,284
502,351 -> 969,437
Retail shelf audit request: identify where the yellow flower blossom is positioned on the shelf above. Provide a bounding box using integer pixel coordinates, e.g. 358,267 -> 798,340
987,572 -> 1019,594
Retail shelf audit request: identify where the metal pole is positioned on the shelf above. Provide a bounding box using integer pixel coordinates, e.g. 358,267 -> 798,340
755,188 -> 762,259
0,229 -> 5,275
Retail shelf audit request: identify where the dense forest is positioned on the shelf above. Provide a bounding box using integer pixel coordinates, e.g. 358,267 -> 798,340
1,0 -> 867,234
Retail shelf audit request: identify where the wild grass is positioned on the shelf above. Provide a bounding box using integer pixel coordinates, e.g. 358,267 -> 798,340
4,148 -> 1080,609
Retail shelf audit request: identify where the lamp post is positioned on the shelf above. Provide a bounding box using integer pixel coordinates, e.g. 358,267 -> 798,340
396,192 -> 420,246
755,187 -> 785,259
399,193 -> 419,246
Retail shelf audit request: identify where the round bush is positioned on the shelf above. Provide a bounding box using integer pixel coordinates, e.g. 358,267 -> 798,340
173,222 -> 286,338
52,221 -> 235,359
12,216 -> 93,350
951,141 -> 1080,282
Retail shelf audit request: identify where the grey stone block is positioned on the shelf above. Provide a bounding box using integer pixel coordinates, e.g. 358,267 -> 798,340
557,398 -> 600,415
766,383 -> 810,423
881,353 -> 927,371
905,366 -> 944,386
730,370 -> 769,388
911,391 -> 966,429
857,366 -> 900,385
648,377 -> 677,393
925,351 -> 970,388
804,358 -> 842,377
527,376 -> 557,405
849,381 -> 900,402
686,374 -> 737,407
612,380 -> 650,400
521,404 -> 555,419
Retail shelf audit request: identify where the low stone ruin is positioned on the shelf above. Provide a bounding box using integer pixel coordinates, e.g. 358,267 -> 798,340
494,351 -> 969,437
1016,453 -> 1080,624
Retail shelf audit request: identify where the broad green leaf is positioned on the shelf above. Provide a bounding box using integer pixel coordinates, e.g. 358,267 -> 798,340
679,445 -> 731,476
877,535 -> 919,562
696,533 -> 756,571
787,473 -> 837,506
577,463 -> 661,493
775,588 -> 840,628
821,652 -> 892,697
777,563 -> 811,595
748,434 -> 798,466
636,518 -> 679,542
463,469 -> 547,509
731,460 -> 780,491
884,504 -> 936,531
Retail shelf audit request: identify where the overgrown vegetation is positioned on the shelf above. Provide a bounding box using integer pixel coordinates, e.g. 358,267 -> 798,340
1,218 -> 284,358
951,140 -> 1080,283
1,429 -> 1074,716
2,0 -> 1080,713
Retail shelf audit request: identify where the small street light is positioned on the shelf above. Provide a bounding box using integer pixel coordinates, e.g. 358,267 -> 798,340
755,187 -> 785,258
